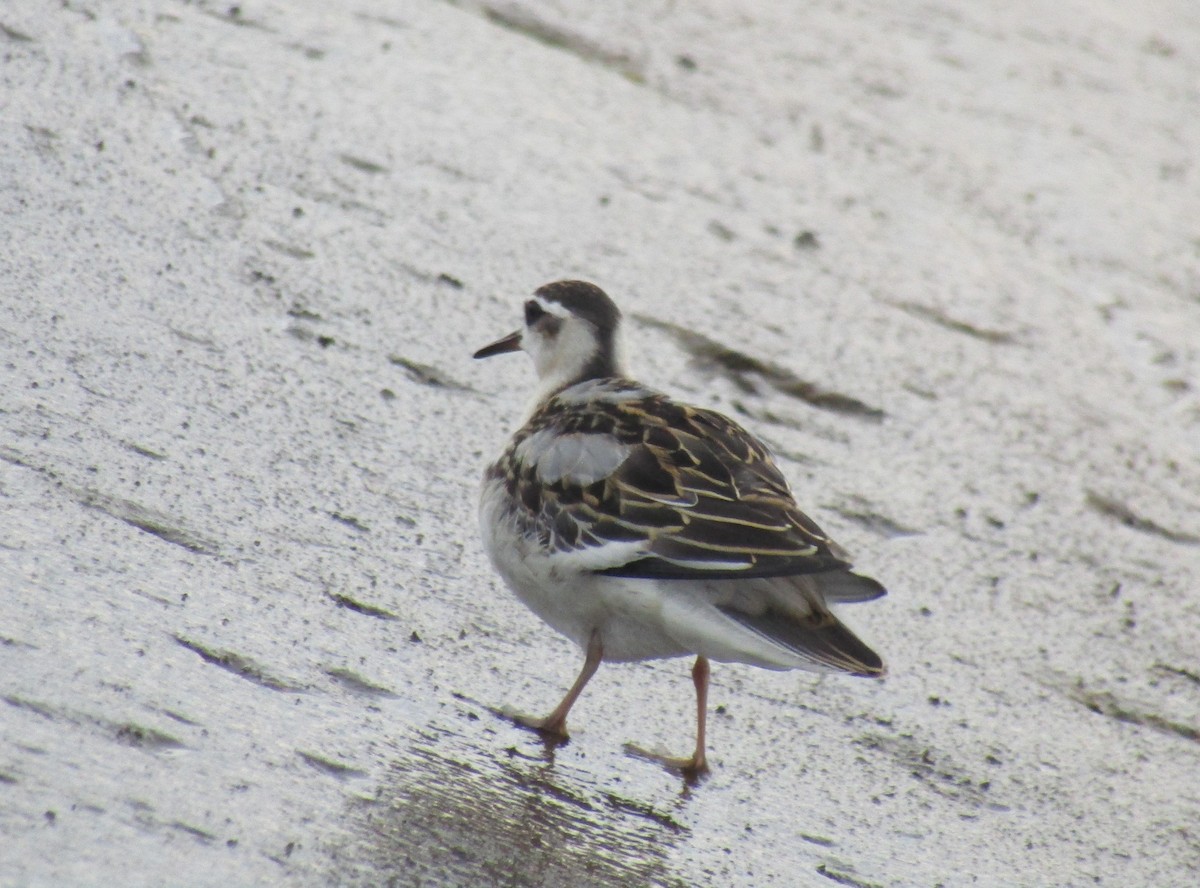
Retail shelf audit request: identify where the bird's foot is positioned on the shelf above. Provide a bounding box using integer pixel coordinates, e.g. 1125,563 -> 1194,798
624,742 -> 709,782
494,704 -> 572,744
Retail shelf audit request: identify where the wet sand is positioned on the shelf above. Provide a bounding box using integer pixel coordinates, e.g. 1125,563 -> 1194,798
2,2 -> 1198,885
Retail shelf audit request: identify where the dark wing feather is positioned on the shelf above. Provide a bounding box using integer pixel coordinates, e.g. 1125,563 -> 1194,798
504,389 -> 854,579
598,400 -> 854,579
808,569 -> 888,603
716,604 -> 885,676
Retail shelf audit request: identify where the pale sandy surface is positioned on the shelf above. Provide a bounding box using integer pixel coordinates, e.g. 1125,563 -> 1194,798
2,2 -> 1199,886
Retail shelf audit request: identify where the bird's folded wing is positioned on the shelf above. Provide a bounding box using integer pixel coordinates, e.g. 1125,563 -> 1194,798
524,397 -> 854,579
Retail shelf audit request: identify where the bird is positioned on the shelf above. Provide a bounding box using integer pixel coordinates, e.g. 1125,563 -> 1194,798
474,280 -> 885,777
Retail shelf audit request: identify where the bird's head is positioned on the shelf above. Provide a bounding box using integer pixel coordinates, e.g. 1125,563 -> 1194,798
474,280 -> 627,398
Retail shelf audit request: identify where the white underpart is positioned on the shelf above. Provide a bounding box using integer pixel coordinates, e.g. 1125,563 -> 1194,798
480,474 -> 673,660
514,428 -> 631,485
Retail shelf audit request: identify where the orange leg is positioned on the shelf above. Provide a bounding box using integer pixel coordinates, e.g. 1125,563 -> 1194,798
689,655 -> 710,775
625,655 -> 711,779
512,629 -> 603,740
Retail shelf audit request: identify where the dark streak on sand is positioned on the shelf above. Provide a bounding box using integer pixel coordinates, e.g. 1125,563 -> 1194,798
1085,490 -> 1200,545
474,2 -> 643,82
330,511 -> 371,533
1,22 -> 34,42
173,636 -> 304,692
297,749 -> 367,779
893,301 -> 1017,344
388,355 -> 475,392
603,793 -> 685,832
339,153 -> 388,174
326,592 -> 398,620
76,490 -> 218,555
0,448 -> 216,555
1072,687 -> 1200,744
637,314 -> 885,421
816,864 -> 883,888
3,695 -> 185,751
826,504 -> 921,539
325,667 -> 397,697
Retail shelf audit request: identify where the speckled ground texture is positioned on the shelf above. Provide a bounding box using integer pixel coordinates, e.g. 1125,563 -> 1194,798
2,1 -> 1198,886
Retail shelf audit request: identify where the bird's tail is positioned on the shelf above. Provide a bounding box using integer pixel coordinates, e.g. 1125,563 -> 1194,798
717,604 -> 886,676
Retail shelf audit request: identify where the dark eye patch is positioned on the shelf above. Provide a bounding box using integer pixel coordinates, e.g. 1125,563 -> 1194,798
525,300 -> 562,336
525,301 -> 546,326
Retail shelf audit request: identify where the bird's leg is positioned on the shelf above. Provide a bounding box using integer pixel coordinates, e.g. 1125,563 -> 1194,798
625,655 -> 712,779
688,654 -> 710,775
510,629 -> 603,741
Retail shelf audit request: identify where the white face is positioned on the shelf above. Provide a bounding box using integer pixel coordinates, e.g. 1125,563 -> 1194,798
521,298 -> 606,394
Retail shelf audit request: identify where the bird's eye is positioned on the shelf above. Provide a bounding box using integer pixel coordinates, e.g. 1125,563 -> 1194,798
524,300 -> 547,326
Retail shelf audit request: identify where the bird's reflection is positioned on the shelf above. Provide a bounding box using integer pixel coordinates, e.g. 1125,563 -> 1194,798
352,722 -> 692,887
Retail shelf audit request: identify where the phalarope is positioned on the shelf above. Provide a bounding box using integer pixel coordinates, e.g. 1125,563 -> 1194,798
475,280 -> 885,776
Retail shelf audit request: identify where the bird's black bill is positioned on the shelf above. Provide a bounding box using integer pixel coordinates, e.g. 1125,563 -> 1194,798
473,330 -> 522,359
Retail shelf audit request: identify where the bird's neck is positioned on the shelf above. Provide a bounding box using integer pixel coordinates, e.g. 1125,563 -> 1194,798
526,343 -> 628,420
